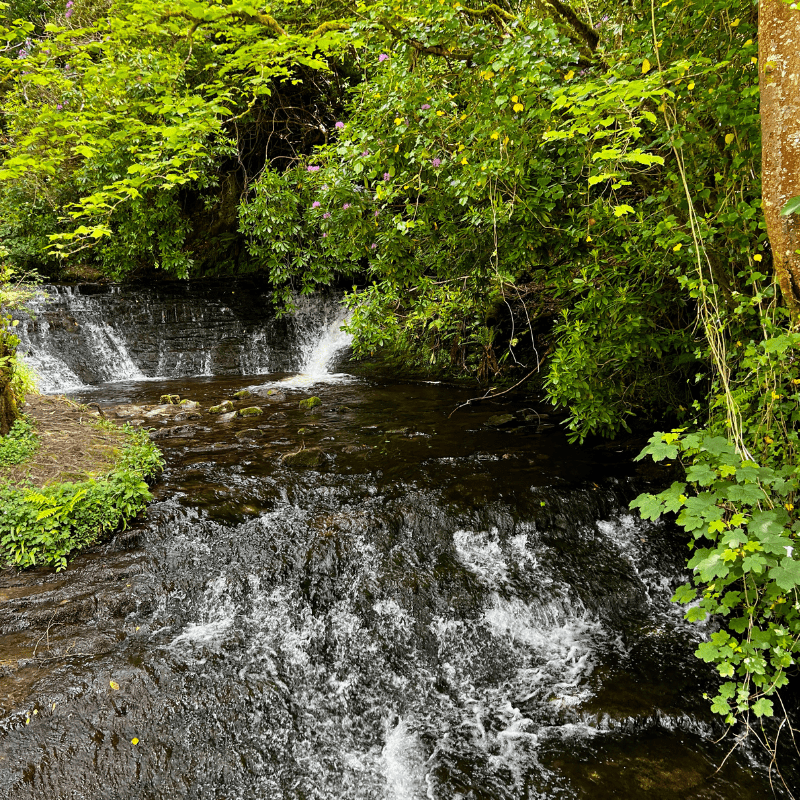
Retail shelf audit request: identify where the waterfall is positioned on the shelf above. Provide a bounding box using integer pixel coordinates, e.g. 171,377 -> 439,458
13,283 -> 352,393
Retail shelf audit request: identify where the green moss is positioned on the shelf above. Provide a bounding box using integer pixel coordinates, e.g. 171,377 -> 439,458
209,401 -> 234,414
0,427 -> 163,571
237,406 -> 263,417
0,417 -> 39,467
233,389 -> 253,399
160,394 -> 180,405
298,396 -> 321,410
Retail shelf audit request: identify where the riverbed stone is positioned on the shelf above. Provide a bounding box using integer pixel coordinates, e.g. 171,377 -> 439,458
235,428 -> 264,440
209,400 -> 234,414
216,411 -> 237,423
151,424 -> 196,440
179,399 -> 200,409
234,389 -> 253,399
486,413 -> 516,428
298,396 -> 321,410
266,390 -> 287,402
174,411 -> 202,422
281,447 -> 326,468
237,406 -> 263,417
160,394 -> 181,405
268,412 -> 287,420
385,427 -> 409,435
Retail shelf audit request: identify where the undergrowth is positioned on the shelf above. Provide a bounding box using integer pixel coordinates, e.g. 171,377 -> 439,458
0,425 -> 163,571
0,416 -> 38,466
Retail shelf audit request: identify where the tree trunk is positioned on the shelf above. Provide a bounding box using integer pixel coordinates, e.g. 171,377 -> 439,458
760,0 -> 800,316
0,334 -> 19,436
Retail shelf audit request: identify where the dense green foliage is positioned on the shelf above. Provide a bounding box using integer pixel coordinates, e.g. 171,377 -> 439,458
0,425 -> 163,570
0,415 -> 38,465
2,0 -> 800,732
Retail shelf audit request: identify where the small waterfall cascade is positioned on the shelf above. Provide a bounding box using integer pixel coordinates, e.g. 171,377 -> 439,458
13,283 -> 352,393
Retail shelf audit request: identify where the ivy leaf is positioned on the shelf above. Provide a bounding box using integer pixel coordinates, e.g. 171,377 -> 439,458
781,195 -> 800,217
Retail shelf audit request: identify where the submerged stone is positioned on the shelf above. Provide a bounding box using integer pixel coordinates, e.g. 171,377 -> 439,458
281,447 -> 326,468
234,389 -> 253,399
486,413 -> 515,428
266,390 -> 287,402
237,406 -> 263,417
179,399 -> 200,409
298,396 -> 321,410
216,411 -> 237,423
235,428 -> 264,440
209,401 -> 234,414
160,394 -> 181,405
174,411 -> 202,422
150,424 -> 195,440
268,412 -> 287,420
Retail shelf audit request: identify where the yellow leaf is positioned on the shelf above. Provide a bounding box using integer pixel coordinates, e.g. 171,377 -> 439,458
751,56 -> 758,64
394,144 -> 399,153
460,113 -> 466,120
131,737 -> 139,745
565,70 -> 574,81
110,680 -> 120,690
731,17 -> 740,26
725,133 -> 734,145
745,39 -> 753,46
673,243 -> 682,252
642,58 -> 651,74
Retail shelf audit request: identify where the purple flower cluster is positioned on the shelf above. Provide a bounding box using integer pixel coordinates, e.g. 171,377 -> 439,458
312,201 -> 321,208
66,0 -> 73,18
383,173 -> 390,181
343,203 -> 351,210
370,243 -> 377,249
379,53 -> 389,62
432,157 -> 441,168
323,212 -> 331,219
323,232 -> 328,238
335,121 -> 345,129
307,165 -> 320,172
420,104 -> 431,110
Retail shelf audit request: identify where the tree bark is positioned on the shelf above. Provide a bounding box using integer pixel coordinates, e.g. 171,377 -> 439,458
0,337 -> 19,436
760,0 -> 800,317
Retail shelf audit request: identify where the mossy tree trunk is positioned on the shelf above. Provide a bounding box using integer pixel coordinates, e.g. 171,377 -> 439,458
760,0 -> 800,317
0,334 -> 19,436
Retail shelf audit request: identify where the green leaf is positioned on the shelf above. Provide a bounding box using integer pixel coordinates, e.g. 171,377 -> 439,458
781,195 -> 800,217
751,698 -> 774,717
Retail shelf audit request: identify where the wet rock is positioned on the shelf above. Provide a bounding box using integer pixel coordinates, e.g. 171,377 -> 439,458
281,447 -> 326,468
385,427 -> 409,435
268,412 -> 287,420
174,411 -> 201,422
216,411 -> 238,423
113,404 -> 147,418
209,400 -> 234,414
486,413 -> 515,428
342,444 -> 372,454
150,425 -> 196,440
160,394 -> 181,405
298,396 -> 321,410
233,389 -> 253,399
237,406 -> 263,418
178,399 -> 200,409
297,427 -> 313,435
143,407 -> 171,419
235,428 -> 264,440
266,390 -> 287,402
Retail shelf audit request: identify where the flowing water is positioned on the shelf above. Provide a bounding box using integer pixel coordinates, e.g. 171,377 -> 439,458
0,286 -> 796,798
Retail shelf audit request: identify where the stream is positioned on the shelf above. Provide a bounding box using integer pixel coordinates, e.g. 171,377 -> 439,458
0,284 -> 796,798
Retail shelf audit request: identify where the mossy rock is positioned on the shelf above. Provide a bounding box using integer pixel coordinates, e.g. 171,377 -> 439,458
179,399 -> 199,409
281,447 -> 326,468
160,394 -> 181,405
233,389 -> 253,400
235,428 -> 264,440
267,390 -> 287,402
297,427 -> 312,434
237,406 -> 263,418
209,401 -> 234,414
298,396 -> 321,410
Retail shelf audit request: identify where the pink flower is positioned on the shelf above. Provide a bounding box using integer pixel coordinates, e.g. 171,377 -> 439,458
307,165 -> 320,172
379,53 -> 389,62
322,232 -> 328,238
343,203 -> 351,210
374,210 -> 379,217
323,212 -> 331,219
370,243 -> 377,249
335,121 -> 345,129
432,157 -> 441,167
383,173 -> 390,181
420,104 -> 431,110
312,201 -> 321,208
